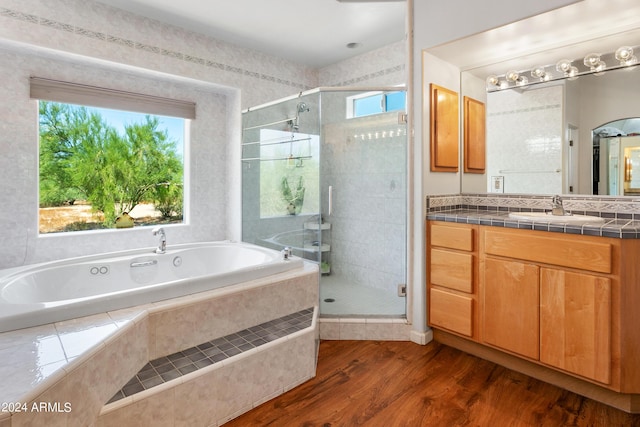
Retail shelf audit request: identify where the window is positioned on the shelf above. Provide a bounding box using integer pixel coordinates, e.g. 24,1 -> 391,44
347,90 -> 406,118
33,78 -> 193,234
258,129 -> 320,217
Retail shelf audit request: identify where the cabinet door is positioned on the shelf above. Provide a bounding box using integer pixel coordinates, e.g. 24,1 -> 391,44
540,268 -> 611,384
430,249 -> 473,293
463,96 -> 485,173
429,84 -> 459,172
430,288 -> 473,337
483,258 -> 539,360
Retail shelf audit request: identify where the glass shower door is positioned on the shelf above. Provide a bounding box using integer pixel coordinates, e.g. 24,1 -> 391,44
318,89 -> 407,317
241,93 -> 323,265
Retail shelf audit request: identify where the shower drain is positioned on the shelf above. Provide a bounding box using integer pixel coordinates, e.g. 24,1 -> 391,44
324,298 -> 335,303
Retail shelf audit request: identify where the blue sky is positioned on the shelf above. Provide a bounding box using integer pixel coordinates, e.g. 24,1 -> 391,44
90,106 -> 185,156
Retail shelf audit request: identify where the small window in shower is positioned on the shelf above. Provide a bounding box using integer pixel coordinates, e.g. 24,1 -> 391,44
347,90 -> 406,118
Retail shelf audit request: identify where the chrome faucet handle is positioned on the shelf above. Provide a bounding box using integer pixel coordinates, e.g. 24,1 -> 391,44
152,227 -> 166,253
551,195 -> 566,216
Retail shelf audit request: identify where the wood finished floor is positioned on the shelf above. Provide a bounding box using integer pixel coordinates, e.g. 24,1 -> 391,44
225,340 -> 640,427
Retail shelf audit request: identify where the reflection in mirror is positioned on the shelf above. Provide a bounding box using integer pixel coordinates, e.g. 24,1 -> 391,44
462,54 -> 640,196
596,129 -> 640,195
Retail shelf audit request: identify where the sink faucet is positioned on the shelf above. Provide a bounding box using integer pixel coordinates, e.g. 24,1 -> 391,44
152,227 -> 166,254
551,195 -> 566,216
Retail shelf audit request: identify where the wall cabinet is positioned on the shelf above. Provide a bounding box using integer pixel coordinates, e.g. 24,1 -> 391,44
427,220 -> 640,403
463,96 -> 486,173
429,84 -> 459,172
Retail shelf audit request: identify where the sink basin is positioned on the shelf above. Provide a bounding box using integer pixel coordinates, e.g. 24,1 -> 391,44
508,212 -> 606,224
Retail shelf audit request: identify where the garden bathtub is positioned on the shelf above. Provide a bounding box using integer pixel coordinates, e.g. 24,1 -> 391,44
0,241 -> 303,333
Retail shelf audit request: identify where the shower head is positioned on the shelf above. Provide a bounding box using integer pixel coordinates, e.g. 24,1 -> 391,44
297,102 -> 310,113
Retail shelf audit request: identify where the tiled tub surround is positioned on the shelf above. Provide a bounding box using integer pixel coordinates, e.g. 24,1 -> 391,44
99,308 -> 317,427
0,241 -> 303,333
426,194 -> 640,238
0,262 -> 318,427
107,308 -> 315,404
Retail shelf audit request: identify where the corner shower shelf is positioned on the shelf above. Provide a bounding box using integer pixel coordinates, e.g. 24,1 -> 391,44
303,243 -> 330,253
304,222 -> 331,231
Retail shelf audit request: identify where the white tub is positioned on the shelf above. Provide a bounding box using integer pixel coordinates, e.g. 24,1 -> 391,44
0,241 -> 303,333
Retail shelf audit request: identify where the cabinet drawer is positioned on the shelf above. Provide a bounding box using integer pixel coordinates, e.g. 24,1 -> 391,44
484,229 -> 612,273
429,288 -> 473,337
430,249 -> 473,292
431,223 -> 474,251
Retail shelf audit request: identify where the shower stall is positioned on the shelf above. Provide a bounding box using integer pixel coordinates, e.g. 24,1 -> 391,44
241,87 -> 407,318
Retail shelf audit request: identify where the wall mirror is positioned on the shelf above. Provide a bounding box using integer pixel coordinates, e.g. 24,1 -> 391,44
427,0 -> 640,196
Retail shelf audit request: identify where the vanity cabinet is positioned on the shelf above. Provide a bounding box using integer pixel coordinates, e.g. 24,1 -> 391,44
426,222 -> 477,338
427,220 -> 640,403
481,227 -> 615,385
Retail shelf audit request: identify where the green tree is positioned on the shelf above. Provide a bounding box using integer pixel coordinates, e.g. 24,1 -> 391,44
39,101 -> 183,226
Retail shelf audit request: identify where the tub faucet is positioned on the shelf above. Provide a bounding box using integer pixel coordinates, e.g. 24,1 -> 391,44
152,227 -> 166,254
551,195 -> 566,216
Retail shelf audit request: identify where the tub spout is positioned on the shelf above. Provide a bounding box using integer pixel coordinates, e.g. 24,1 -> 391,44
152,227 -> 166,254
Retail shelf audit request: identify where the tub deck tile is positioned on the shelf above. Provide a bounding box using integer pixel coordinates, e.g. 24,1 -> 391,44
106,307 -> 315,405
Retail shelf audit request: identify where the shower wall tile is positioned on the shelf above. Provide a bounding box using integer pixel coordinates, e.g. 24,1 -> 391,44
319,318 -> 409,341
486,85 -> 563,194
319,319 -> 341,340
339,319 -> 368,340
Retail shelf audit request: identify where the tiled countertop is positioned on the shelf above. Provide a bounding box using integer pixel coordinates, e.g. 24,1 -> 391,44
427,208 -> 640,239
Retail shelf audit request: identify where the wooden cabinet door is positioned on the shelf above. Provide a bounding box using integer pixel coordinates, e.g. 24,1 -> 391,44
463,96 -> 485,173
429,288 -> 473,337
483,258 -> 539,360
429,84 -> 459,172
540,268 -> 611,384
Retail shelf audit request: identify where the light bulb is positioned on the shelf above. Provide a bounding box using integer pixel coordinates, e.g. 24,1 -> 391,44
516,76 -> 529,87
556,59 -> 572,74
486,75 -> 499,86
531,66 -> 546,79
584,53 -> 601,68
506,70 -> 519,82
615,46 -> 634,62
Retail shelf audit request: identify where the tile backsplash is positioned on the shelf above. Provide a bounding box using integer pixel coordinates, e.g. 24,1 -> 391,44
427,193 -> 640,218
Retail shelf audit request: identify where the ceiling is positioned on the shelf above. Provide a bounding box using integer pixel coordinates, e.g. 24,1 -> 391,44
427,0 -> 640,78
95,0 -> 407,68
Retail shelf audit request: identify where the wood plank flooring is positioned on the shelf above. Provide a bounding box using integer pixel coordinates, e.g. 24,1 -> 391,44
224,340 -> 640,427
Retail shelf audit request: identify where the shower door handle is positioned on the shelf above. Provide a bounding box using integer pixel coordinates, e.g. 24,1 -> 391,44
328,186 -> 333,216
